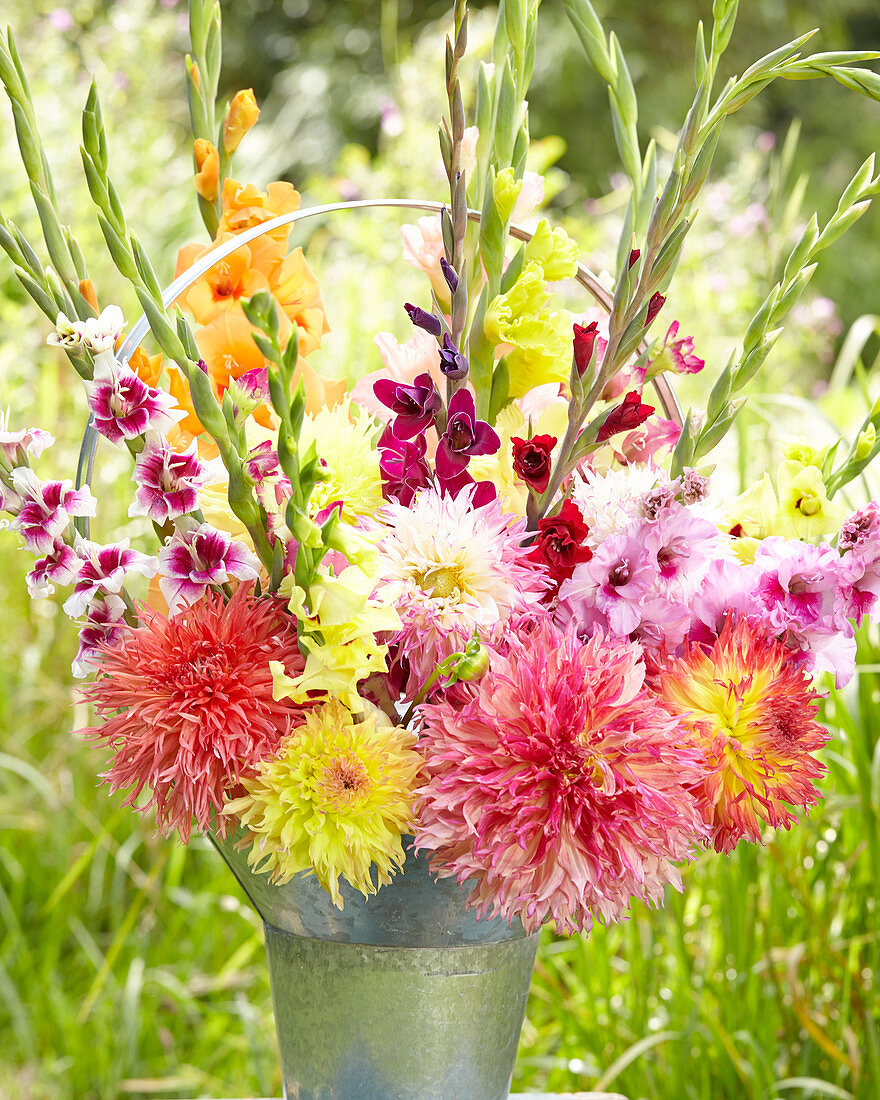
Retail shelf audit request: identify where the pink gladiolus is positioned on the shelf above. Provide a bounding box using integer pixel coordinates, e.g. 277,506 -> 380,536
10,467 -> 96,554
158,522 -> 260,613
130,435 -> 207,522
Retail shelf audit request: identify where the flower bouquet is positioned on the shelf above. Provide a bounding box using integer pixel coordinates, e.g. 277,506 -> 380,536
2,0 -> 880,1097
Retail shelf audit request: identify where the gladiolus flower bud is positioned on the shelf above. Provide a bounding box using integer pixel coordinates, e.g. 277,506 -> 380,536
193,139 -> 220,202
645,292 -> 666,326
223,89 -> 260,154
628,248 -> 641,269
573,321 -> 599,378
78,279 -> 99,313
493,168 -> 523,222
404,302 -> 442,337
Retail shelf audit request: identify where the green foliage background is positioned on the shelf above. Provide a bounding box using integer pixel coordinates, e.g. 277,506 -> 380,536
1,2 -> 879,1099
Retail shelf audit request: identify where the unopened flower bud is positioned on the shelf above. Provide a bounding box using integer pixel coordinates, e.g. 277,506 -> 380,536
454,637 -> 490,682
404,302 -> 442,337
572,321 -> 599,378
493,168 -> 523,222
645,292 -> 666,326
628,248 -> 641,269
193,139 -> 219,202
223,89 -> 260,154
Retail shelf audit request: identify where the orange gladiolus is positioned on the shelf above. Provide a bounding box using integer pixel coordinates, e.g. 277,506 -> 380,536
194,139 -> 220,202
78,278 -> 99,312
174,238 -> 271,326
218,179 -> 301,246
265,247 -> 330,356
223,89 -> 260,154
128,345 -> 164,388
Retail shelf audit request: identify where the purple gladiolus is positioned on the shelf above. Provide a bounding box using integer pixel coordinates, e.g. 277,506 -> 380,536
404,302 -> 442,337
440,257 -> 459,293
157,522 -> 261,614
438,334 -> 468,381
130,436 -> 207,523
373,372 -> 441,439
435,388 -> 500,481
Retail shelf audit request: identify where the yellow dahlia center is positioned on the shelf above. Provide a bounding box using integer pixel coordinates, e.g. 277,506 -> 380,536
415,564 -> 464,599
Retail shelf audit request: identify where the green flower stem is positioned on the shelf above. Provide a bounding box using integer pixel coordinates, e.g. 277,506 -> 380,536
186,0 -> 223,236
0,29 -> 97,323
560,0 -> 880,498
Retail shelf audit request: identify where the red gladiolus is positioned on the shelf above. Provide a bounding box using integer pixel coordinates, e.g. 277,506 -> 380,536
597,390 -> 655,442
628,248 -> 641,269
645,292 -> 666,326
528,499 -> 593,585
511,434 -> 557,494
572,321 -> 599,378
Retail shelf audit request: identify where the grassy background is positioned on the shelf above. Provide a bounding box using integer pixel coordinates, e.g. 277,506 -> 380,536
2,1 -> 880,1097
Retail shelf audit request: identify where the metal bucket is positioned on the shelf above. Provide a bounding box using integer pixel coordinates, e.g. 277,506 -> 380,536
213,831 -> 539,1100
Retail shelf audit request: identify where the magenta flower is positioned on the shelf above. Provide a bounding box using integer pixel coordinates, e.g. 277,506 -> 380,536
377,424 -> 432,506
63,538 -> 158,619
85,361 -> 183,445
438,334 -> 469,381
662,321 -> 705,374
10,467 -> 96,554
753,538 -> 841,633
158,522 -> 261,613
72,594 -> 129,679
26,539 -> 81,598
415,618 -> 707,934
435,388 -> 500,480
373,372 -> 441,440
130,436 -> 207,523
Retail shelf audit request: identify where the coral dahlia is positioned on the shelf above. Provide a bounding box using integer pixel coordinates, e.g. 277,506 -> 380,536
225,699 -> 422,906
414,618 -> 707,934
82,584 -> 305,842
658,614 -> 829,852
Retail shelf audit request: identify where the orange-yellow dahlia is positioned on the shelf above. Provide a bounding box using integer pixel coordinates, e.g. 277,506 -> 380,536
659,615 -> 829,852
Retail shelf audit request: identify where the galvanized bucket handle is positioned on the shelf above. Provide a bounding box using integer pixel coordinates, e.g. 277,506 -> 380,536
76,197 -> 682,502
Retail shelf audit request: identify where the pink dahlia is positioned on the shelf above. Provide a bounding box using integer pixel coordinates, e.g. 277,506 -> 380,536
414,618 -> 708,934
81,584 -> 306,842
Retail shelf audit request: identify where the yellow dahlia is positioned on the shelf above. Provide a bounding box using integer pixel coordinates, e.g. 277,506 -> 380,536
299,398 -> 384,523
659,615 -> 829,852
225,700 -> 422,906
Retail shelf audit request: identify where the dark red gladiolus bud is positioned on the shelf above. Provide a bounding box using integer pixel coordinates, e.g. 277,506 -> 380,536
511,434 -> 557,494
597,390 -> 655,442
645,292 -> 666,326
628,248 -> 641,269
572,321 -> 599,378
528,499 -> 593,586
